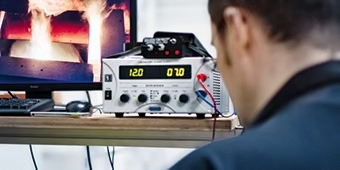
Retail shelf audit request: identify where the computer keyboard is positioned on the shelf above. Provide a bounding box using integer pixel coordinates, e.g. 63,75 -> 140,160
0,98 -> 55,116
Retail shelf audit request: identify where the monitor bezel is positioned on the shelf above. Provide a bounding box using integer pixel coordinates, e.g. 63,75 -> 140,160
0,0 -> 137,92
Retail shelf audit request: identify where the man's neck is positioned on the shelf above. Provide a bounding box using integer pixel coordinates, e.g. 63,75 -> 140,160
247,43 -> 339,126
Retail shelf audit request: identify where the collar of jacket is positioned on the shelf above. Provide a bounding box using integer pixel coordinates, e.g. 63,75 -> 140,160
249,61 -> 340,129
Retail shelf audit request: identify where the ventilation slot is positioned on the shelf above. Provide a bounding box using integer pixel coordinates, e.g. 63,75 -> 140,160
212,71 -> 221,105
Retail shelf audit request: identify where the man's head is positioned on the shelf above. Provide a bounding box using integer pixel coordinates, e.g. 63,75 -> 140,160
208,0 -> 340,126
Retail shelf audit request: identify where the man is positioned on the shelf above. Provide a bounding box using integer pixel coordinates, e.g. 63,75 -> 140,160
170,0 -> 340,169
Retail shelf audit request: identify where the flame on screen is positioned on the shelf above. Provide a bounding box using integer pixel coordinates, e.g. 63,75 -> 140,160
13,0 -> 131,81
29,9 -> 53,60
82,0 -> 109,81
0,11 -> 5,31
13,0 -> 81,62
28,0 -> 85,16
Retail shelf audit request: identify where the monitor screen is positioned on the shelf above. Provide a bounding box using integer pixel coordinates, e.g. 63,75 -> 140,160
0,0 -> 135,88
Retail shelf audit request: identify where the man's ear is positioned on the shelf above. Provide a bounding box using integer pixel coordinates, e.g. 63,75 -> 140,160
223,7 -> 250,50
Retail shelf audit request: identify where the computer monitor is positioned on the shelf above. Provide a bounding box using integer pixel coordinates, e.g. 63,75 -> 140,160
0,0 -> 137,99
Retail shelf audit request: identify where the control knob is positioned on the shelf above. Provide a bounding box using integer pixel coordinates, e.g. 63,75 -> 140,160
179,94 -> 189,103
120,94 -> 130,103
138,94 -> 148,103
161,94 -> 171,103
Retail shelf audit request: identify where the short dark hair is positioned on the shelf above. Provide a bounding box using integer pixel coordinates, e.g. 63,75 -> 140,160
208,0 -> 340,42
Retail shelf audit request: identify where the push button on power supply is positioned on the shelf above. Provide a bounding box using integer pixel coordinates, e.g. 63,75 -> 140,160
104,74 -> 112,82
138,94 -> 148,103
104,90 -> 112,100
120,94 -> 130,103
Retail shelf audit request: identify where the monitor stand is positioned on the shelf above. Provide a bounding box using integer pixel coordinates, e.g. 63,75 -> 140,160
25,91 -> 53,99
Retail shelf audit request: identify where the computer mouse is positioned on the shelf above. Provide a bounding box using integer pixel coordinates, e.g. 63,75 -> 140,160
65,100 -> 92,112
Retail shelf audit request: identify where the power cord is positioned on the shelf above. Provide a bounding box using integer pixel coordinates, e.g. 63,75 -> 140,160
7,91 -> 38,170
29,145 -> 38,170
189,44 -> 217,71
93,107 -> 103,114
196,91 -> 234,118
85,91 -> 92,105
196,74 -> 236,141
196,74 -> 218,141
106,146 -> 115,170
85,91 -> 93,170
190,44 -> 234,141
196,91 -> 222,115
92,104 -> 103,114
86,146 -> 93,170
188,44 -> 213,58
7,91 -> 18,99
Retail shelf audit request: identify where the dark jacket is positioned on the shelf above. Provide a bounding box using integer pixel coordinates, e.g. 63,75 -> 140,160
170,61 -> 340,170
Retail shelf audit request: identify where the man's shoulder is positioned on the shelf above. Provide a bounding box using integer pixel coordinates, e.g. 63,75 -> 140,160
170,85 -> 340,170
170,134 -> 271,170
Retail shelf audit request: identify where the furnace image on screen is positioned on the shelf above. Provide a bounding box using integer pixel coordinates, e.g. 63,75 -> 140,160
0,0 -> 131,83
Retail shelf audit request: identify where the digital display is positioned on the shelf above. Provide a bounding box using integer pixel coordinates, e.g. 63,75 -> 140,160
119,65 -> 192,79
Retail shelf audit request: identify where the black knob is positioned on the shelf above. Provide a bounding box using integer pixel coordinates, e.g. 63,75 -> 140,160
161,94 -> 171,103
197,90 -> 207,97
179,94 -> 189,103
120,94 -> 130,103
138,94 -> 148,103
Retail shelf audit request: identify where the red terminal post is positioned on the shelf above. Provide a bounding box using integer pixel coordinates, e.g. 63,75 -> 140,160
174,50 -> 180,56
197,73 -> 207,82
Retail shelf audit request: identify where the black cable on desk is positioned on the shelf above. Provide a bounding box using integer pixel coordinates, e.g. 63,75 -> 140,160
106,147 -> 115,170
29,145 -> 38,170
85,91 -> 93,170
7,91 -> 18,99
85,91 -> 92,105
86,146 -> 93,170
